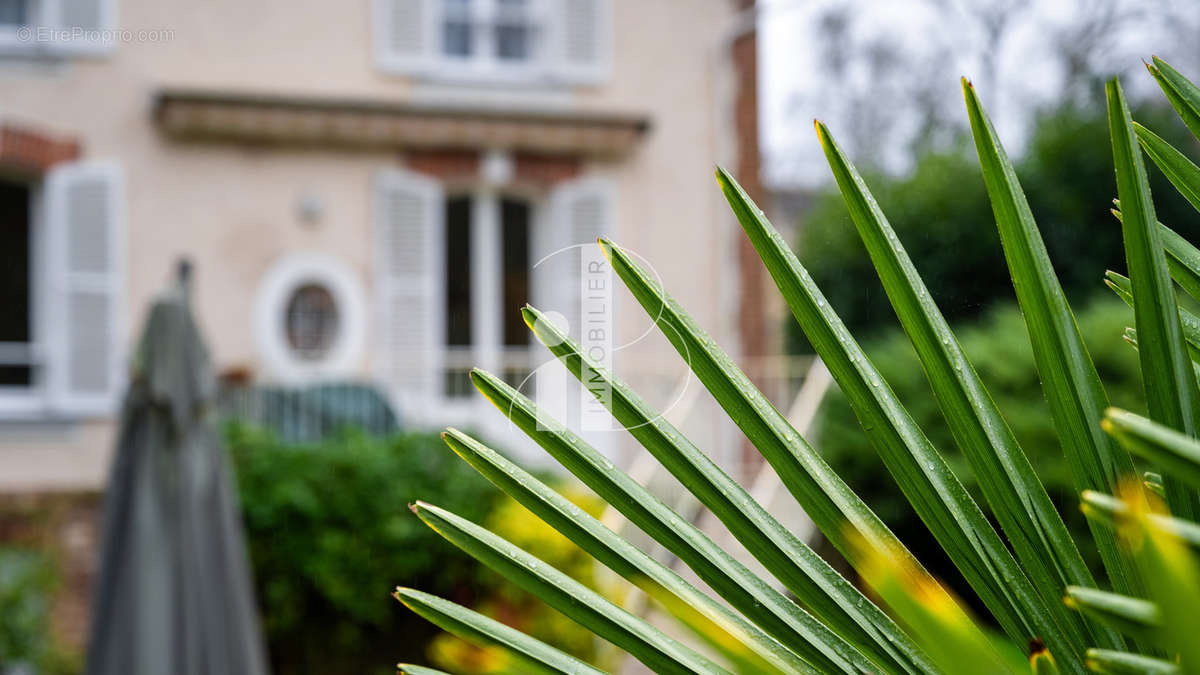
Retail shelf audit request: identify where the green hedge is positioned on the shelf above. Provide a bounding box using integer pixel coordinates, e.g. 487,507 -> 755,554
225,426 -> 502,675
811,297 -> 1144,603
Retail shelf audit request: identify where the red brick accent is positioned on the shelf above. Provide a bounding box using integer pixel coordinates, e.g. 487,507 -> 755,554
732,0 -> 769,477
514,153 -> 581,188
0,124 -> 81,173
404,149 -> 582,189
406,149 -> 480,182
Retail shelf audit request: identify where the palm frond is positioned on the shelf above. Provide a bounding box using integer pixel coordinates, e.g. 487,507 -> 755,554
964,79 -> 1140,600
1107,77 -> 1200,519
395,588 -> 604,675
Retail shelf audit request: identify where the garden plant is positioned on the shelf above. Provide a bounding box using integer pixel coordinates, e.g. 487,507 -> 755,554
395,59 -> 1200,674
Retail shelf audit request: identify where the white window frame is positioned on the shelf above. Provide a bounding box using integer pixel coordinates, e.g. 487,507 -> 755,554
253,252 -> 368,385
438,185 -> 542,416
0,180 -> 46,418
374,0 -> 610,86
0,160 -> 126,420
434,0 -> 544,82
0,0 -> 117,58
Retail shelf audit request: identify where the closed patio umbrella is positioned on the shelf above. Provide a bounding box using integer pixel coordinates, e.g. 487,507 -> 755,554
85,263 -> 268,675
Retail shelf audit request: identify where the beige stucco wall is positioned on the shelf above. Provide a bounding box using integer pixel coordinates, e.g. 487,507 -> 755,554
0,0 -> 747,489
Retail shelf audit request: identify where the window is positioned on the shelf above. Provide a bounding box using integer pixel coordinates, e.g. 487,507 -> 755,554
373,167 -> 614,425
500,198 -> 529,346
0,0 -> 31,27
441,0 -> 472,58
0,0 -> 116,56
0,180 -> 33,388
435,0 -> 537,71
285,284 -> 340,361
442,193 -> 531,398
253,254 -> 366,383
444,195 -> 472,346
0,159 -> 128,417
494,0 -> 531,61
374,0 -> 610,84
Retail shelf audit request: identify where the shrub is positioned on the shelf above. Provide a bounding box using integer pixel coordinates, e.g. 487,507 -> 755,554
396,59 -> 1200,675
225,426 -> 501,675
0,549 -> 55,667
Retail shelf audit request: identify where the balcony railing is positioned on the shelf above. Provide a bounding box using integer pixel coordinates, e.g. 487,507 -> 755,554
216,381 -> 399,443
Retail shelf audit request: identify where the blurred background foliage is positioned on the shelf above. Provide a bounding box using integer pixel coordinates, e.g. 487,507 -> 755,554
0,548 -> 76,674
225,425 -> 604,675
789,99 -> 1200,350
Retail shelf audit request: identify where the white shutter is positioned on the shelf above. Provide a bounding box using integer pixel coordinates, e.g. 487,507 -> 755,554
44,160 -> 125,415
45,0 -> 116,55
550,0 -> 611,84
540,176 -> 614,339
373,0 -> 435,75
374,167 -> 444,422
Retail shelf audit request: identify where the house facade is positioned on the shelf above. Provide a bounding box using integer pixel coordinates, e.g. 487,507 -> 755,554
0,0 -> 765,489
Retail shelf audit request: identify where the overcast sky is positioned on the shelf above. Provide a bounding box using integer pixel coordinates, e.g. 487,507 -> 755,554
759,0 -> 1200,188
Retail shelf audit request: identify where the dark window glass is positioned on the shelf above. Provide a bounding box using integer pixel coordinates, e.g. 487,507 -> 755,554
0,180 -> 31,387
495,0 -> 530,60
442,0 -> 473,57
285,284 -> 339,361
445,196 -> 472,346
501,198 -> 530,346
0,0 -> 29,27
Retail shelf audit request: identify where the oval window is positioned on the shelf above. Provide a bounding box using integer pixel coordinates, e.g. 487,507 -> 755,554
284,283 -> 340,361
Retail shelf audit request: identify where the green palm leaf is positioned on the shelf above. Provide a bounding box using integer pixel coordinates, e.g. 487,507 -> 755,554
1104,271 -> 1200,360
963,79 -> 1140,601
850,537 -> 1026,675
1109,489 -> 1200,673
397,665 -> 455,675
589,239 -> 920,574
1103,408 -> 1200,490
714,148 -> 1083,670
519,305 -> 933,675
1115,116 -> 1200,303
1085,649 -> 1180,675
1159,224 -> 1200,304
814,92 -> 1111,651
411,502 -> 728,674
1082,490 -> 1200,551
1147,57 -> 1200,142
468,369 -> 878,674
1144,472 -> 1167,497
1062,587 -> 1160,643
438,428 -> 815,674
395,588 -> 604,675
1107,77 -> 1200,519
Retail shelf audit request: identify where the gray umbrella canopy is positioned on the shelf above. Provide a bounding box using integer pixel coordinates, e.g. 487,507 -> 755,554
86,276 -> 269,675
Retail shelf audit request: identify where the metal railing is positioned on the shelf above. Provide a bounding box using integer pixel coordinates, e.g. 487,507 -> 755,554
216,381 -> 399,443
